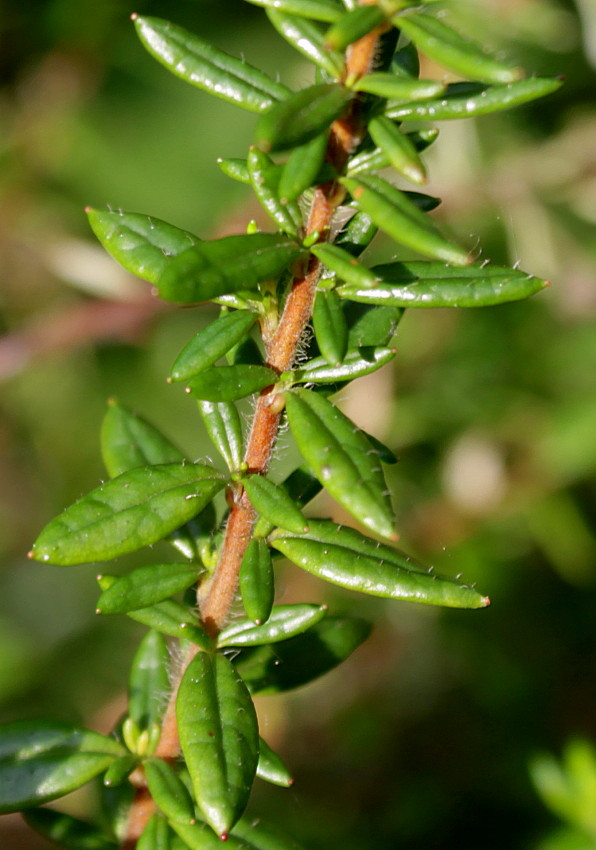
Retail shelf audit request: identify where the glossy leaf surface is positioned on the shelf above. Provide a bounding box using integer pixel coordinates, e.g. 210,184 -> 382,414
347,129 -> 439,176
324,5 -> 385,51
336,210 -> 377,256
245,0 -> 343,23
345,302 -> 403,348
239,539 -> 274,625
234,616 -> 371,694
170,311 -> 257,382
272,520 -> 490,607
128,630 -> 171,731
97,564 -> 199,614
290,345 -> 396,383
198,400 -> 244,472
247,147 -> 302,236
256,738 -> 293,788
101,401 -> 184,478
138,813 -> 171,850
266,10 -> 345,78
126,599 -> 210,648
243,475 -> 309,534
31,463 -> 226,565
278,131 -> 328,202
103,754 -> 139,787
232,817 -> 308,850
368,115 -> 427,185
285,389 -> 395,539
145,758 -> 196,825
23,808 -> 118,850
177,652 -> 259,837
310,243 -> 379,289
188,364 -> 277,402
353,72 -> 444,100
313,288 -> 348,366
217,157 -> 250,184
218,604 -> 327,648
134,16 -> 290,112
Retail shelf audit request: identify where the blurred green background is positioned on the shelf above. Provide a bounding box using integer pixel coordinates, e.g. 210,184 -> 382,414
1,0 -> 595,847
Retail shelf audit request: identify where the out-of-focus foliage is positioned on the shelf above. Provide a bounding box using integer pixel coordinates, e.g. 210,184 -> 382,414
0,0 -> 594,848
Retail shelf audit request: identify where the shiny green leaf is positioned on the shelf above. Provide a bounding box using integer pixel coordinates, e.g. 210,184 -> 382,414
170,312 -> 258,382
281,464 -> 323,509
290,345 -> 396,383
30,463 -> 226,565
395,12 -> 522,84
232,816 -> 308,850
256,738 -> 294,788
243,475 -> 309,535
324,5 -> 385,51
386,77 -> 563,121
337,261 -> 549,307
138,813 -> 171,850
313,288 -> 348,366
347,129 -> 439,176
133,16 -> 290,112
217,157 -> 250,184
145,758 -> 196,825
341,175 -> 472,266
239,539 -> 274,625
87,209 -> 200,285
126,600 -> 210,648
272,519 -> 490,607
247,147 -> 302,236
352,72 -> 444,100
310,243 -> 379,288
345,302 -> 403,348
336,210 -> 377,256
218,604 -> 327,648
363,430 -> 398,465
255,83 -> 352,153
23,808 -> 118,850
188,364 -> 277,402
244,0 -> 343,23
97,564 -> 199,615
158,234 -> 303,303
278,131 -> 328,202
234,616 -> 371,694
368,115 -> 427,185
266,10 -> 345,78
103,754 -> 139,787
198,400 -> 244,472
285,389 -> 395,539
101,400 -> 184,478
177,652 -> 259,837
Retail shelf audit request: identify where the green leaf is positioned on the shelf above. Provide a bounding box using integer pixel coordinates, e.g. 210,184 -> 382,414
101,401 -> 185,478
158,234 -> 304,303
87,209 -> 200,286
352,72 -> 444,100
363,430 -> 398,465
386,77 -> 563,121
103,754 -> 139,787
281,464 -> 323,509
368,115 -> 427,185
239,539 -> 274,625
133,16 -> 290,112
23,808 -> 118,850
313,288 -> 349,366
244,0 -> 343,24
126,599 -> 210,649
336,210 -> 377,256
0,721 -> 125,814
30,463 -> 226,565
285,389 -> 396,539
271,519 -> 490,607
129,631 -> 171,731
290,345 -> 396,383
170,821 -> 224,849
218,604 -> 327,648
278,131 -> 329,202
247,147 -> 302,236
217,157 -> 250,184
324,5 -> 385,51
198,400 -> 244,472
345,302 -> 403,348
337,261 -> 549,307
138,813 -> 171,850
341,174 -> 472,266
97,564 -> 199,615
145,758 -> 196,825
310,243 -> 379,289
232,816 -> 309,850
266,9 -> 345,78
347,128 -> 439,176
395,12 -> 523,84
170,312 -> 258,383
256,738 -> 294,788
243,475 -> 309,535
255,83 -> 353,153
188,365 -> 278,402
234,616 -> 371,694
177,652 -> 259,837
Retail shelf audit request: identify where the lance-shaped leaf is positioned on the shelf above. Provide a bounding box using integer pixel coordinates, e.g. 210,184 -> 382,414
310,242 -> 379,289
234,616 -> 371,694
247,147 -> 302,236
285,389 -> 396,539
395,12 -> 522,84
127,600 -> 210,648
266,10 -> 345,78
97,564 -> 199,615
138,813 -> 171,850
278,131 -> 328,203
386,77 -> 563,121
170,312 -> 258,383
244,0 -> 343,23
0,721 -> 125,814
30,463 -> 226,565
101,400 -> 185,478
177,652 -> 259,837
133,16 -> 290,112
324,5 -> 385,51
158,234 -> 303,303
289,345 -> 396,384
368,115 -> 427,185
336,210 -> 377,257
218,604 -> 327,648
239,539 -> 274,625
347,129 -> 439,176
23,808 -> 118,850
352,72 -> 444,100
145,759 -> 196,825
188,364 -> 277,402
128,631 -> 170,732
345,302 -> 403,348
341,175 -> 472,266
198,400 -> 244,472
87,209 -> 200,285
337,261 -> 549,307
103,754 -> 139,787
255,83 -> 353,153
313,288 -> 348,366
256,738 -> 293,788
232,816 -> 309,850
217,157 -> 251,184
243,475 -> 309,535
271,520 -> 490,608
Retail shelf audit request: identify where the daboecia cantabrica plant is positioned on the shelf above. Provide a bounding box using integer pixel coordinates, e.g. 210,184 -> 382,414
1,1 -> 561,847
